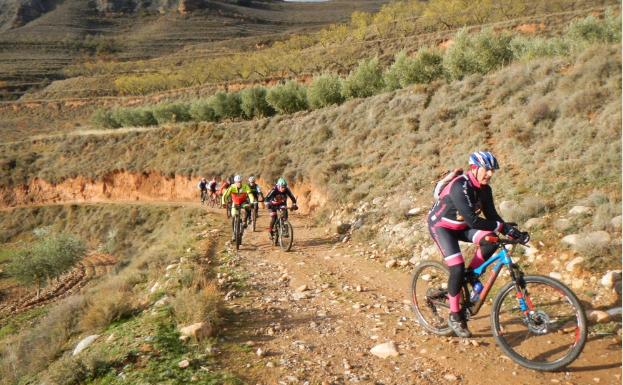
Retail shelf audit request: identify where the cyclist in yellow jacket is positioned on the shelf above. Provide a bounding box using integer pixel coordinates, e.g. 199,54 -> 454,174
222,175 -> 256,239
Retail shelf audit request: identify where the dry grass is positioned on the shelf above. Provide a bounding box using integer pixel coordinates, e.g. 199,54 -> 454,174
171,283 -> 223,326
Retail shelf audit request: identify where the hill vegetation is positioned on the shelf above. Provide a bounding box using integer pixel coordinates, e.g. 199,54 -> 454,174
86,12 -> 621,129
0,0 -> 389,100
0,204 -> 235,385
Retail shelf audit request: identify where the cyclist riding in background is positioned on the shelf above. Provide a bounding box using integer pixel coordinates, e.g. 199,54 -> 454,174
264,177 -> 298,240
208,177 -> 218,199
222,175 -> 256,239
248,176 -> 263,217
219,178 -> 231,195
427,151 -> 529,338
198,177 -> 209,202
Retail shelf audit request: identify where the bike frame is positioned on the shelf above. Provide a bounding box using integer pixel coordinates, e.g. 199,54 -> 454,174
466,244 -> 534,316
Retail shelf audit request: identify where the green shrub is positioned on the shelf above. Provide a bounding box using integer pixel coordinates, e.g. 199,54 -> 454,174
208,91 -> 242,119
385,49 -> 444,90
152,103 -> 192,124
341,57 -> 384,99
266,81 -> 309,114
510,36 -> 571,60
308,74 -> 344,109
91,108 -> 121,129
112,107 -> 157,127
7,233 -> 86,294
239,86 -> 274,118
189,99 -> 218,122
567,11 -> 622,46
444,28 -> 514,80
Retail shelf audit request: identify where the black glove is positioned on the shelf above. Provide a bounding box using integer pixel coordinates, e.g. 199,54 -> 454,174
291,204 -> 298,211
503,223 -> 530,244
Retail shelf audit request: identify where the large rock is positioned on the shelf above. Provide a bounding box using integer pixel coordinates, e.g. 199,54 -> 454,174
565,257 -> 584,272
524,217 -> 545,230
405,207 -> 422,217
370,341 -> 399,358
179,322 -> 213,341
498,200 -> 518,218
601,271 -> 622,290
554,218 -> 573,232
587,310 -> 610,324
73,335 -> 100,356
585,231 -> 611,248
569,206 -> 591,215
561,234 -> 579,248
611,216 -> 622,231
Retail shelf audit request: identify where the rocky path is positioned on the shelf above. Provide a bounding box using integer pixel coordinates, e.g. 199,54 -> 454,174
219,211 -> 621,385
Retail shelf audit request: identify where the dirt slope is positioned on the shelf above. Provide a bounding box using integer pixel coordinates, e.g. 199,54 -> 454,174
218,211 -> 621,385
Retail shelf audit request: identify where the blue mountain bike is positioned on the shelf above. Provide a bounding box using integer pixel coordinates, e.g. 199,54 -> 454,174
410,237 -> 587,371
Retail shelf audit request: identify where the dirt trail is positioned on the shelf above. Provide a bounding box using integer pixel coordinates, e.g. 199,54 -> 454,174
220,211 -> 621,385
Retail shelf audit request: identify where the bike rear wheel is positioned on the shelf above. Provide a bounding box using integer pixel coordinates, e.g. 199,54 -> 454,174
278,220 -> 294,251
410,260 -> 453,336
491,275 -> 587,371
233,216 -> 242,251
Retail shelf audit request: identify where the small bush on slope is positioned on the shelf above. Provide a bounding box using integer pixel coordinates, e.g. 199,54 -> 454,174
239,86 -> 274,118
444,28 -> 514,80
7,233 -> 86,294
342,57 -> 385,99
266,81 -> 308,114
189,99 -> 218,122
385,49 -> 443,90
112,107 -> 157,127
209,91 -> 242,120
308,74 -> 344,109
152,102 -> 192,124
91,108 -> 121,129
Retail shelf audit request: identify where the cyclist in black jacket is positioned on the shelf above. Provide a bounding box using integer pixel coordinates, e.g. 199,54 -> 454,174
428,151 -> 529,338
265,177 -> 298,239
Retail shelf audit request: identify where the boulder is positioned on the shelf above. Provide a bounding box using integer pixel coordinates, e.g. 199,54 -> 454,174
73,335 -> 100,356
554,218 -> 573,232
292,292 -> 311,301
561,234 -> 579,248
370,341 -> 399,358
295,285 -> 309,292
587,310 -> 610,324
179,322 -> 213,341
610,216 -> 622,231
524,217 -> 545,230
565,257 -> 584,272
178,359 -> 190,368
586,231 -> 611,248
601,270 -> 622,290
549,272 -> 562,280
154,295 -> 169,308
569,206 -> 591,215
385,259 -> 397,269
499,200 -> 518,218
405,207 -> 422,217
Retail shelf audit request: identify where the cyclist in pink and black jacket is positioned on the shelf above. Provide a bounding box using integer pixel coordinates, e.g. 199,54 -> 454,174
428,151 -> 529,338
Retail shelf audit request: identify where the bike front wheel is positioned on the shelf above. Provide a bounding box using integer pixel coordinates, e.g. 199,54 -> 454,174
491,275 -> 587,371
410,260 -> 453,336
278,220 -> 293,251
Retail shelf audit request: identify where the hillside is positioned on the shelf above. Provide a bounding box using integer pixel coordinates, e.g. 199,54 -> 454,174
0,0 -> 389,100
0,1 -> 621,384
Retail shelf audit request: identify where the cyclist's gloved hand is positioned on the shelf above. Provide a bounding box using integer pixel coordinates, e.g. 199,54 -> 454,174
503,223 -> 530,244
291,204 -> 298,211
